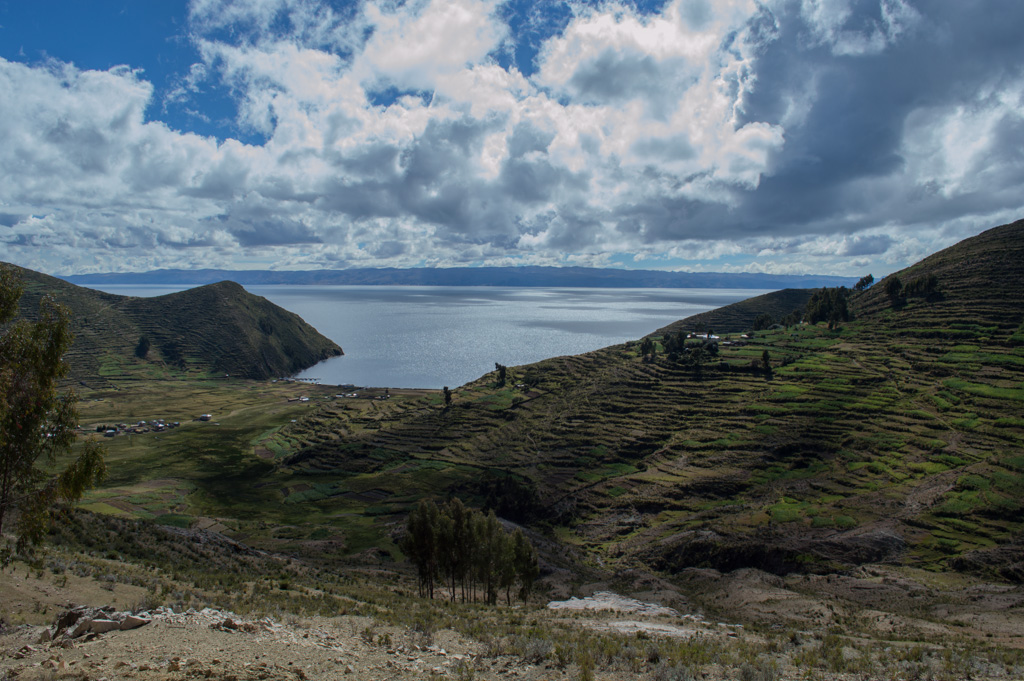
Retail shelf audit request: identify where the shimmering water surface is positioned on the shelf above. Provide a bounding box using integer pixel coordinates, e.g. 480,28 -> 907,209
94,285 -> 770,389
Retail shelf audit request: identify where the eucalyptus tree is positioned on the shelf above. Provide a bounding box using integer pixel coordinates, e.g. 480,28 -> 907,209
0,267 -> 106,562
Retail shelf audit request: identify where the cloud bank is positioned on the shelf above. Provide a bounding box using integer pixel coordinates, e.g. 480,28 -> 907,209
1,0 -> 1023,276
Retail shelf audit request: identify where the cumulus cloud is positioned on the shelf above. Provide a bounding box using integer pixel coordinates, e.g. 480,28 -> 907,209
1,0 -> 1023,277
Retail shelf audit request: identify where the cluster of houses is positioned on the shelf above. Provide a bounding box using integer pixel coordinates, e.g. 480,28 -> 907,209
98,419 -> 182,438
686,331 -> 753,348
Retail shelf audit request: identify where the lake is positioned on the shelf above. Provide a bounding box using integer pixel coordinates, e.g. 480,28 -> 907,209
92,285 -> 770,389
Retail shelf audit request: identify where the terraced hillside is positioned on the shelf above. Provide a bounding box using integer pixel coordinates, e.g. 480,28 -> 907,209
4,264 -> 342,384
277,220 -> 1024,579
656,288 -> 814,335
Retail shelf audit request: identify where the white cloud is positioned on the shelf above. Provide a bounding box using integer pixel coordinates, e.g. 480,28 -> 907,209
359,0 -> 506,91
0,0 -> 1022,277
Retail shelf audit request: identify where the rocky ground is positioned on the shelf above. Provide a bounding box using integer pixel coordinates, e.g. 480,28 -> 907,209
3,556 -> 1023,681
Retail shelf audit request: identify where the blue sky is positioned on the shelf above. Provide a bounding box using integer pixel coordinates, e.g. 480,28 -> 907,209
1,0 -> 1022,276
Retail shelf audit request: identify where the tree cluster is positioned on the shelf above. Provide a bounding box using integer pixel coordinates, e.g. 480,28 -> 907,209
639,336 -> 656,361
883,273 -> 939,308
402,498 -> 539,605
494,363 -> 508,386
854,274 -> 874,291
805,287 -> 851,326
752,313 -> 775,331
0,267 -> 106,562
904,274 -> 938,298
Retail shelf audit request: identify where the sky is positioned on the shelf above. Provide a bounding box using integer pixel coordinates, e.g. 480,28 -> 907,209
1,0 -> 1022,277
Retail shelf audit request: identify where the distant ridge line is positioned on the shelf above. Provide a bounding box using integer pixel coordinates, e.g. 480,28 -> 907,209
62,266 -> 856,290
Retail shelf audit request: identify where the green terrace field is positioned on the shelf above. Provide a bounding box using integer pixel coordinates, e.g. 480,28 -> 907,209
57,219 -> 1024,583
69,381 -> 427,562
271,309 -> 1022,576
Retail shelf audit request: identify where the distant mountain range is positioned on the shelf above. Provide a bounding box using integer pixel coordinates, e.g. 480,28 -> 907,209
62,266 -> 857,290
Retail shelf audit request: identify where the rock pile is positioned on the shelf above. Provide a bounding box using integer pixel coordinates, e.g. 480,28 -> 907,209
41,605 -> 151,642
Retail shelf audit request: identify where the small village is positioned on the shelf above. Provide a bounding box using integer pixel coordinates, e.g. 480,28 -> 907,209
85,419 -> 183,438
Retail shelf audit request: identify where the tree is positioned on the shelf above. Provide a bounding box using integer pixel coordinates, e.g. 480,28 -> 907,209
403,498 -> 540,605
854,274 -> 874,291
752,313 -> 774,331
443,386 -> 452,407
781,309 -> 803,328
134,335 -> 150,359
0,267 -> 106,561
904,274 -> 938,298
403,499 -> 441,598
512,528 -> 539,602
805,287 -> 850,325
494,363 -> 507,387
884,275 -> 903,298
762,349 -> 773,380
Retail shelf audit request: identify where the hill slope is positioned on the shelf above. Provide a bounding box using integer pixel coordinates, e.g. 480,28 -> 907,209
270,219 -> 1024,580
655,288 -> 814,335
4,264 -> 342,383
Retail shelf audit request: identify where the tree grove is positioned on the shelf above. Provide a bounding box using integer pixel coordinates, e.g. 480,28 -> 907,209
402,498 -> 539,605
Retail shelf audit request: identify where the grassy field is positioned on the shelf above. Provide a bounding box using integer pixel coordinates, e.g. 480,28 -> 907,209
69,380 -> 429,561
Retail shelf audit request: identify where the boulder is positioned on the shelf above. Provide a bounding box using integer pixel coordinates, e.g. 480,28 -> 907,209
120,615 -> 151,630
88,619 -> 121,634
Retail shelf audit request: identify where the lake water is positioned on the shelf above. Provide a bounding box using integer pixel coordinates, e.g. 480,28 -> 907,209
92,285 -> 770,389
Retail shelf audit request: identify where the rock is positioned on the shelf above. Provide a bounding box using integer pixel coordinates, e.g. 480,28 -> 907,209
345,664 -> 355,674
120,615 -> 151,630
89,619 -> 121,634
68,621 -> 93,638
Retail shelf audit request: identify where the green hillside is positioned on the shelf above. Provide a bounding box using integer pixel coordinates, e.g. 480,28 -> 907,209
4,264 -> 342,383
656,288 -> 814,335
270,219 -> 1024,579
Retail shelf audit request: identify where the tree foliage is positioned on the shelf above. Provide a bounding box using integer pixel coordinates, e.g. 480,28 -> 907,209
134,335 -> 151,359
780,309 -> 803,328
0,267 -> 106,561
805,287 -> 851,325
639,336 -> 655,361
854,274 -> 874,291
752,312 -> 775,330
884,275 -> 903,298
402,498 -> 539,605
904,274 -> 938,298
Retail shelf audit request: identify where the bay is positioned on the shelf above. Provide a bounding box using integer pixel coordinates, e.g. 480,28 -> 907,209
90,285 -> 770,389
